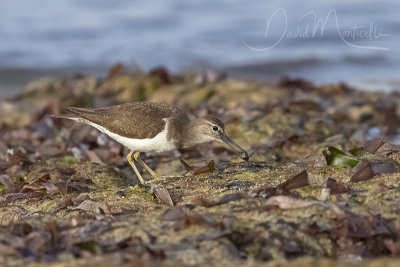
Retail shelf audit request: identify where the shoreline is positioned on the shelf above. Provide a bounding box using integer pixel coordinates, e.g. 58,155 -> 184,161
1,66 -> 400,265
1,63 -> 399,98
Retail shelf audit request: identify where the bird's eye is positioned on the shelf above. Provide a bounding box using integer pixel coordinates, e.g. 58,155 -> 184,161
212,126 -> 219,132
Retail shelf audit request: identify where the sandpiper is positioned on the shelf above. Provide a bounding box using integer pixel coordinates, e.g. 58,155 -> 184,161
51,102 -> 249,184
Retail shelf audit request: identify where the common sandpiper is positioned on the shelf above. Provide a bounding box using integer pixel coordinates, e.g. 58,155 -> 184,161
51,102 -> 249,184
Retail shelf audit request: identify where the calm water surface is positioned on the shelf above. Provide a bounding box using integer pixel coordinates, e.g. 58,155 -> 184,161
0,0 -> 399,95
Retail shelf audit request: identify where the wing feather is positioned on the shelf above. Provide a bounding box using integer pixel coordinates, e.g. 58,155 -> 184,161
66,102 -> 187,139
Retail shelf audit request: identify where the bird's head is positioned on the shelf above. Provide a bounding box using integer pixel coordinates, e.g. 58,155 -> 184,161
191,116 -> 249,161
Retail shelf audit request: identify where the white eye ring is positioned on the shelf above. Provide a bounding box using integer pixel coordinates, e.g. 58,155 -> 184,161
212,126 -> 219,132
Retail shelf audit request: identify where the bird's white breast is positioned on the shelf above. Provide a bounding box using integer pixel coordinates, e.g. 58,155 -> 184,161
76,118 -> 176,153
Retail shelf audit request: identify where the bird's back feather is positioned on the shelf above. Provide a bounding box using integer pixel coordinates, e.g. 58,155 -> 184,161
52,102 -> 189,140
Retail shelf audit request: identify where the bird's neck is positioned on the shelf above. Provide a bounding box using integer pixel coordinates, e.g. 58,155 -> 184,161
182,120 -> 202,148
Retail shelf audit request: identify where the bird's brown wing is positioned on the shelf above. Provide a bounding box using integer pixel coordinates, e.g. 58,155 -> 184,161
68,102 -> 188,139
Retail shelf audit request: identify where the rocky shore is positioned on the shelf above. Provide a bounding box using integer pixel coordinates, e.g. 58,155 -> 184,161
1,65 -> 400,266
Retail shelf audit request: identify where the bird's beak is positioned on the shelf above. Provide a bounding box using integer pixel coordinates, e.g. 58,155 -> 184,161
220,134 -> 249,161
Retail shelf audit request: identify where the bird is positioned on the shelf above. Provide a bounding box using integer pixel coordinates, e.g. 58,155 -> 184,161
51,102 -> 249,184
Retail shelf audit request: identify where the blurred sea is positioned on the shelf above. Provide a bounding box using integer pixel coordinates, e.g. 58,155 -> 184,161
0,0 -> 399,96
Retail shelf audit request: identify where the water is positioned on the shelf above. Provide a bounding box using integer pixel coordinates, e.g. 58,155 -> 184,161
0,0 -> 399,96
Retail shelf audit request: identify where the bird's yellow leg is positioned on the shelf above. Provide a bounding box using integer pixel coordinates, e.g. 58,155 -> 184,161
134,151 -> 159,179
127,150 -> 146,185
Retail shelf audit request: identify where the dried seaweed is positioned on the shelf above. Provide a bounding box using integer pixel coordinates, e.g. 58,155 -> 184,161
251,170 -> 309,199
151,184 -> 174,206
277,170 -> 309,191
351,160 -> 374,182
325,178 -> 348,194
1,68 -> 400,265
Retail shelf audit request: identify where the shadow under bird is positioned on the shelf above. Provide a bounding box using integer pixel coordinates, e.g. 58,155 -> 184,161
51,102 -> 249,184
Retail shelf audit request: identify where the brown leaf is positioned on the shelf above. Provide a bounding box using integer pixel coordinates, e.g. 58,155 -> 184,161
87,150 -> 105,165
180,159 -> 215,176
160,208 -> 189,230
278,170 -> 309,191
191,193 -> 245,207
251,171 -> 307,199
1,149 -> 35,170
263,195 -> 325,209
19,173 -> 67,197
332,212 -> 390,239
42,182 -> 68,196
72,194 -> 92,205
20,174 -> 51,193
36,141 -> 63,158
69,124 -> 94,144
50,197 -> 73,213
151,184 -> 174,206
14,150 -> 35,164
375,142 -> 400,155
192,160 -> 215,176
0,192 -> 44,205
351,160 -> 374,182
187,212 -> 213,226
70,199 -> 110,214
56,182 -> 68,196
161,207 -> 186,222
41,182 -> 59,195
191,197 -> 215,207
363,137 -> 385,154
179,159 -> 192,172
92,148 -> 110,162
68,182 -> 91,193
326,178 -> 348,194
161,207 -> 218,230
56,167 -> 76,175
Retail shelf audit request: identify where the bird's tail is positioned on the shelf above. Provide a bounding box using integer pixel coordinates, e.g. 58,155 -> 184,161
51,107 -> 96,123
50,113 -> 81,121
68,107 -> 96,115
